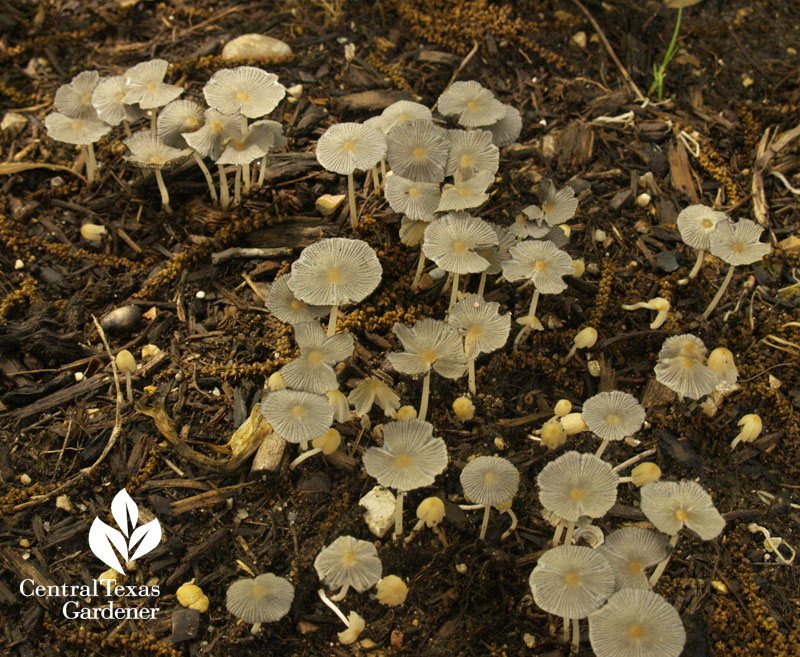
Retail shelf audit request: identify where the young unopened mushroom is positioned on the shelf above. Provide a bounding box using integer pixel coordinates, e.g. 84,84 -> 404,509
386,119 -> 449,182
395,405 -> 417,421
676,204 -> 727,279
486,105 -> 522,147
588,588 -> 686,657
288,238 -> 383,337
91,75 -> 143,136
621,297 -> 671,329
460,455 -> 520,540
123,59 -> 183,131
539,419 -> 567,450
707,346 -> 738,387
437,171 -> 493,212
564,326 -> 598,362
226,573 -> 294,634
348,377 -> 401,418
314,535 -> 383,600
561,412 -> 589,436
731,413 -> 762,449
619,462 -> 662,486
260,389 -> 334,448
581,391 -> 646,457
375,575 -> 408,606
452,395 -> 475,422
123,131 -> 190,212
289,428 -> 341,470
598,527 -> 671,590
80,223 -> 107,242
327,389 -> 350,423
266,275 -> 330,326
703,219 -> 771,319
445,129 -> 499,180
437,80 -> 506,128
44,112 -> 111,184
405,496 -> 447,544
115,349 -> 136,404
279,321 -> 353,394
362,419 -> 448,539
55,70 -> 102,121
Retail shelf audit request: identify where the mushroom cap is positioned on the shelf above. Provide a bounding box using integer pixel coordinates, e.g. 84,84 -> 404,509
376,575 -> 409,605
338,611 -> 366,644
416,496 -> 445,526
460,455 -> 520,506
183,108 -> 242,160
486,104 -> 522,147
203,66 -> 285,118
260,389 -> 334,444
581,391 -> 646,442
44,112 -> 111,146
55,70 -> 101,120
448,294 -> 511,358
124,131 -> 191,169
123,59 -> 183,109
654,356 -> 718,400
385,174 -> 442,221
399,217 -> 429,247
437,80 -> 506,127
509,205 -> 550,239
362,419 -> 448,492
502,239 -> 574,294
226,573 -> 294,624
640,480 -> 725,540
537,450 -> 619,521
266,275 -> 330,325
422,212 -> 498,274
658,334 -> 707,361
91,75 -> 145,126
386,119 -> 449,182
347,377 -> 401,417
588,588 -> 686,657
707,347 -> 738,386
437,171 -> 493,212
315,122 -> 387,174
380,100 -> 432,132
676,204 -> 728,250
314,535 -> 382,592
445,129 -> 499,180
529,545 -> 615,619
287,238 -> 382,306
279,321 -> 354,394
709,218 -> 771,265
539,179 -> 579,226
388,318 -> 467,379
157,100 -> 205,149
216,119 -> 277,165
477,223 -> 516,275
598,527 -> 671,590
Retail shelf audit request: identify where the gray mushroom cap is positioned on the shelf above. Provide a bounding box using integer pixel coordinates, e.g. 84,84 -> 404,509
260,389 -> 334,444
279,321 -> 354,394
91,75 -> 145,126
55,70 -> 101,120
45,112 -> 111,145
203,66 -> 286,118
314,535 -> 383,593
437,80 -> 506,128
386,119 -> 449,182
640,480 -> 725,540
157,100 -> 205,149
486,105 -> 522,147
123,131 -> 190,169
266,275 -> 329,325
581,391 -> 646,442
183,108 -> 241,160
502,239 -> 574,294
460,455 -> 520,506
316,122 -> 387,175
226,573 -> 294,624
123,59 -> 183,109
388,318 -> 467,379
422,212 -> 498,274
598,527 -> 671,590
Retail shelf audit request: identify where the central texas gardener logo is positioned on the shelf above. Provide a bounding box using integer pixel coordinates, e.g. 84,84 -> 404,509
89,489 -> 162,573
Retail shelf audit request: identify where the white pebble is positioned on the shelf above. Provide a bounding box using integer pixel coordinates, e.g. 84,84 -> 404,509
195,290 -> 206,299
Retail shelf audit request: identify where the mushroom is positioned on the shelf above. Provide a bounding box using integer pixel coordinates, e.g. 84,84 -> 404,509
380,100 -> 432,132
314,534 -> 382,600
123,59 -> 183,131
703,218 -> 771,318
619,462 -> 662,487
115,349 -> 136,404
659,333 -> 707,361
266,275 -> 330,326
437,171 -> 493,212
730,413 -> 762,449
44,112 -> 111,184
509,205 -> 551,240
385,174 -> 442,221
289,428 -> 342,470
80,222 -> 107,242
405,496 -> 447,545
581,390 -> 646,457
123,131 -> 190,212
54,70 -> 102,121
529,545 -> 615,650
564,326 -> 598,362
226,573 -> 294,634
640,480 -> 725,586
385,119 -> 449,182
448,294 -> 511,394
676,204 -> 727,279
621,297 -> 671,329
387,318 -> 467,421
91,75 -> 144,136
288,238 -> 382,337
316,122 -> 387,228
707,346 -> 738,387
347,377 -> 401,418
459,455 -> 520,540
486,104 -> 522,147
528,179 -> 579,227
539,419 -> 567,450
654,355 -> 718,400
437,80 -> 506,128
278,321 -> 354,394
362,418 -> 448,539
452,396 -> 475,421
216,119 -> 279,206
588,588 -> 686,657
326,389 -> 350,423
445,129 -> 499,181
598,527 -> 671,590
375,575 -> 409,606
260,389 -> 334,449
203,66 -> 286,119
475,222 -> 515,296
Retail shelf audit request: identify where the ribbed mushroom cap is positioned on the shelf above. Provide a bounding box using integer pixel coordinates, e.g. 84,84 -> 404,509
437,171 -> 493,212
449,295 -> 511,358
226,573 -> 294,624
676,204 -> 728,250
266,275 -> 329,325
654,356 -> 718,400
260,389 -> 334,444
437,80 -> 506,127
477,223 -> 515,275
399,217 -> 428,247
44,112 -> 111,145
509,205 -> 550,239
537,451 -> 619,522
385,174 -> 441,221
314,535 -> 383,592
183,108 -> 241,160
460,455 -> 520,506
445,129 -> 499,180
709,218 -> 771,265
598,527 -> 671,590
287,238 -> 382,306
388,318 -> 467,379
347,377 -> 401,417
588,589 -> 686,657
422,212 -> 498,274
55,70 -> 101,120
203,66 -> 285,118
380,100 -> 432,132
658,334 -> 707,361
124,131 -> 190,169
216,119 -> 277,165
486,104 -> 522,147
157,100 -> 205,148
582,391 -> 646,442
362,418 -> 448,492
502,239 -> 574,294
279,321 -> 354,394
386,120 -> 449,182
640,480 -> 725,540
91,75 -> 145,126
123,59 -> 183,109
316,122 -> 387,175
539,179 -> 579,226
529,545 -> 615,619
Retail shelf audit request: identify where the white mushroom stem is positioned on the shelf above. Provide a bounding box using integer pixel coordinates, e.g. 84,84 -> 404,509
192,152 -> 218,204
327,304 -> 339,337
251,622 -> 262,635
500,508 -> 518,541
150,110 -> 157,134
572,618 -> 580,652
552,522 -> 565,547
448,273 -> 460,312
612,447 -> 657,473
393,491 -> 405,540
411,253 -> 426,290
318,588 -> 350,625
562,617 -> 570,643
688,249 -> 705,279
329,584 -> 350,603
347,172 -> 358,230
379,158 -> 387,189
122,119 -> 132,138
154,169 -> 171,213
477,271 -> 488,297
649,533 -> 680,587
86,143 -> 98,184
595,438 -> 609,459
218,164 -> 230,209
702,263 -> 735,319
257,154 -> 267,187
418,370 -> 432,422
240,115 -> 251,194
564,519 -> 576,545
234,166 -> 242,207
80,145 -> 96,184
467,358 -> 477,396
371,166 -> 380,191
124,372 -> 133,404
564,343 -> 579,362
479,505 -> 491,541
514,289 -> 541,347
289,447 -> 321,470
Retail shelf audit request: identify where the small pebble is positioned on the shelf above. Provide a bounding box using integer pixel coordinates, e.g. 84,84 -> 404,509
222,34 -> 292,62
20,474 -> 32,485
19,538 -> 31,548
455,563 -> 468,574
14,259 -> 24,270
74,371 -> 85,382
195,290 -> 206,299
100,305 -> 141,333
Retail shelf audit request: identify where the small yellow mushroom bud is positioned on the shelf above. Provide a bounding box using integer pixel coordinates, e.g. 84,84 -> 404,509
540,419 -> 566,449
621,297 -> 671,329
565,326 -> 598,361
80,222 -> 108,241
176,582 -> 209,613
572,259 -> 585,278
326,389 -> 350,423
312,428 -> 341,455
375,575 -> 408,606
731,414 -> 762,449
19,473 -> 32,485
708,347 -> 738,386
561,412 -> 588,436
338,611 -> 366,645
553,399 -> 572,417
416,497 -> 445,528
630,462 -> 661,486
267,371 -> 286,391
452,396 -> 475,421
395,405 -> 417,421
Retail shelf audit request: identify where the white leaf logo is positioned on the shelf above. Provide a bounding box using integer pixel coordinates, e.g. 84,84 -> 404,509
89,490 -> 162,574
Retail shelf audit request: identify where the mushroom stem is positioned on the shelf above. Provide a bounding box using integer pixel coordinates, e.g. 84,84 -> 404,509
393,491 -> 405,540
234,165 -> 242,207
257,154 -> 267,187
418,370 -> 432,422
380,158 -> 387,189
564,519 -> 576,545
478,505 -> 491,541
327,304 -> 339,337
318,588 -> 350,625
251,622 -> 262,635
562,617 -> 570,643
612,447 -> 657,473
458,503 -> 484,510
154,169 -> 171,213
702,263 -> 735,319
564,343 -> 578,362
649,533 -> 680,587
411,253 -> 426,290
477,271 -> 487,297
80,145 -> 95,184
347,172 -> 358,229
595,438 -> 609,459
124,373 -> 133,404
468,358 -> 476,396
448,273 -> 460,312
514,290 -> 541,348
329,584 -> 350,603
218,164 -> 230,209
243,160 -> 251,194
500,508 -> 518,540
552,521 -> 565,547
371,166 -> 380,192
289,447 -> 322,470
192,152 -> 219,204
528,288 -> 540,318
86,143 -> 98,184
571,618 -> 580,653
122,119 -> 132,138
150,110 -> 157,135
688,249 -> 705,279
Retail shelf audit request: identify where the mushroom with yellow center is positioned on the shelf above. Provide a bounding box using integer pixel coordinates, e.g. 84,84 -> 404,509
123,131 -> 190,212
654,354 -> 718,400
386,119 -> 449,182
314,534 -> 382,601
266,275 -> 330,326
260,389 -> 334,451
347,377 -> 401,418
535,179 -> 579,227
437,170 -> 494,212
676,204 -> 728,279
581,390 -> 646,457
91,75 -> 144,137
278,321 -> 353,394
375,575 -> 409,606
226,573 -> 294,634
598,527 -> 671,590
123,59 -> 184,132
44,111 -> 111,185
115,349 -> 136,404
445,128 -> 499,181
216,119 -> 281,206
459,455 -> 520,540
55,70 -> 102,122
437,80 -> 506,128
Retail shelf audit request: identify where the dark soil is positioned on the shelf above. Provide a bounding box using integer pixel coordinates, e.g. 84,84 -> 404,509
1,1 -> 800,656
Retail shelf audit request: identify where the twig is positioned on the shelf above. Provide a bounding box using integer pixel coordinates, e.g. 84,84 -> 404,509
211,246 -> 293,265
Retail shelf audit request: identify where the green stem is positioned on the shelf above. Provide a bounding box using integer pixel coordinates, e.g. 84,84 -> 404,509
648,4 -> 683,99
